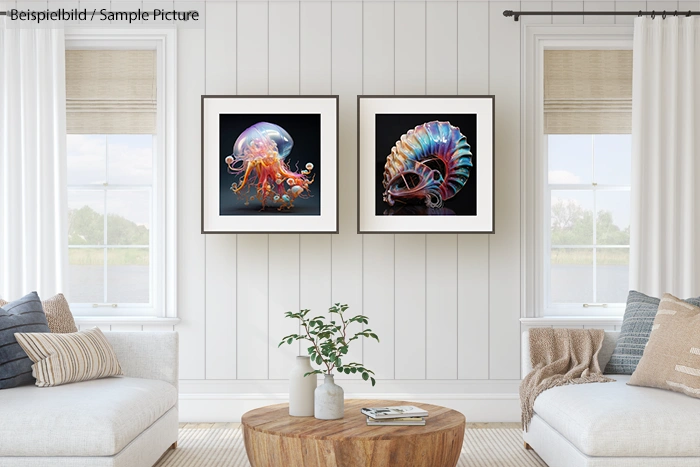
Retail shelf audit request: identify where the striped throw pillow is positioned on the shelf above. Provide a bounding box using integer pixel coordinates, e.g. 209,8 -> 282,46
1,294 -> 77,334
0,292 -> 51,389
629,294 -> 700,399
14,327 -> 123,387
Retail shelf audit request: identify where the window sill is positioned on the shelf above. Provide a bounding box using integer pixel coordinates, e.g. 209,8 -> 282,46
74,316 -> 181,326
520,316 -> 622,327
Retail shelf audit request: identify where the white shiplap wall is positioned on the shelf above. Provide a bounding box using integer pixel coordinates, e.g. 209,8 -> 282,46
112,0 -> 692,422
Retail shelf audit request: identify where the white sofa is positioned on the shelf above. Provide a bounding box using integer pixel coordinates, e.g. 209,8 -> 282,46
522,331 -> 700,467
0,332 -> 179,467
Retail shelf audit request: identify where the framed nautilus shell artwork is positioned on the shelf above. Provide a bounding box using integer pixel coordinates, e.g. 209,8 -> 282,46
201,95 -> 338,233
357,96 -> 495,234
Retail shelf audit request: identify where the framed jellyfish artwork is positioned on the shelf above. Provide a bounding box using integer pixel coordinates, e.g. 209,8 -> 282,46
357,96 -> 495,234
201,95 -> 339,233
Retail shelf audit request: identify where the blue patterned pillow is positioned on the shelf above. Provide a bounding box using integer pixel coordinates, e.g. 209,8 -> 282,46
0,292 -> 50,389
605,291 -> 700,374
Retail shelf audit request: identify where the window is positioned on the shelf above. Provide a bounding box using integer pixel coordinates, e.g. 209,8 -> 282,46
546,134 -> 631,313
67,134 -> 154,310
65,31 -> 176,318
521,35 -> 635,317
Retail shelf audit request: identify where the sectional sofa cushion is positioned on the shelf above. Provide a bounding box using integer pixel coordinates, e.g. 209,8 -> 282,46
628,294 -> 700,398
0,292 -> 50,389
605,291 -> 700,374
15,327 -> 123,387
0,376 -> 177,457
0,293 -> 77,334
533,374 -> 700,457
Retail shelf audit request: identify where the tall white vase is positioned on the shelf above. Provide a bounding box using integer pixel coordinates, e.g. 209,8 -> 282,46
289,356 -> 316,417
314,374 -> 344,420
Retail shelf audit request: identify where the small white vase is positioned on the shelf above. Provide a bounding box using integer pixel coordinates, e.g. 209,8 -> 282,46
289,356 -> 316,417
314,374 -> 344,420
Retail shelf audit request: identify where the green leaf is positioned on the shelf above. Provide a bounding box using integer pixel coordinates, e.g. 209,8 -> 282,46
362,372 -> 369,381
344,367 -> 351,374
316,355 -> 323,365
335,358 -> 342,367
287,337 -> 293,345
351,368 -> 357,374
370,377 -> 376,386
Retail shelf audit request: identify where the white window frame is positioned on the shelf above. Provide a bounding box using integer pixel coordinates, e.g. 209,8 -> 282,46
521,25 -> 633,319
65,29 -> 177,320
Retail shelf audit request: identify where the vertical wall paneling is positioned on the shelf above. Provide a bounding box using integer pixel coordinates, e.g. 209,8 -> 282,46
520,1 -> 553,25
426,2 -> 458,95
583,1 -> 615,24
362,1 -> 397,380
679,2 -> 699,16
300,2 -> 332,95
331,2 -> 367,380
175,11 -> 206,379
425,1 -> 458,380
394,2 -> 427,95
236,235 -> 270,379
269,2 -> 301,95
236,2 -> 270,380
647,1 -> 680,17
268,1 -> 302,380
615,1 -> 647,25
552,1 -> 584,24
268,235 -> 301,378
456,1 -> 491,381
237,2 -> 270,95
205,1 -> 238,381
488,1 -> 521,380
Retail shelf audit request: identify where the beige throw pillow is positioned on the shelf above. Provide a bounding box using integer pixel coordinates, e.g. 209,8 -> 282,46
0,293 -> 77,333
629,293 -> 700,398
14,327 -> 123,387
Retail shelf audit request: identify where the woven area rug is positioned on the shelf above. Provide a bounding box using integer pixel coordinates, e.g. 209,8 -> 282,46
155,425 -> 546,467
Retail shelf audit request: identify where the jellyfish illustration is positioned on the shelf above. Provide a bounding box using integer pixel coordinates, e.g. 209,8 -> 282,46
225,122 -> 315,211
382,121 -> 472,210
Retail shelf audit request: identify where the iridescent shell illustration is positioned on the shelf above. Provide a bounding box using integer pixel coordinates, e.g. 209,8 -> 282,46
382,121 -> 473,209
225,122 -> 315,211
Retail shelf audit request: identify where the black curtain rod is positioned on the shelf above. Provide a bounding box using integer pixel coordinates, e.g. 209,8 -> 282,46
504,9 -> 700,21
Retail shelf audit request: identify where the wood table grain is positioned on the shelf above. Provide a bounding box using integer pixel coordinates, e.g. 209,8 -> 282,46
241,399 -> 466,467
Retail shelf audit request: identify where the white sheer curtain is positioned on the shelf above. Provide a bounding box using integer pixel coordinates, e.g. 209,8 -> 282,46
0,25 -> 68,300
630,17 -> 700,297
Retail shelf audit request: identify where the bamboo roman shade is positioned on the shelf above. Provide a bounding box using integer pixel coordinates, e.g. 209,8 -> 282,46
544,50 -> 632,134
66,50 -> 156,134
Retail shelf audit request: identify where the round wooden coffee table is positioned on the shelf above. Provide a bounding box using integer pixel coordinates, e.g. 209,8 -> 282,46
241,399 -> 465,467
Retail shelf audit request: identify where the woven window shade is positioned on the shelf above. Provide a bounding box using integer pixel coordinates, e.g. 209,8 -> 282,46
66,50 -> 156,134
544,50 -> 632,134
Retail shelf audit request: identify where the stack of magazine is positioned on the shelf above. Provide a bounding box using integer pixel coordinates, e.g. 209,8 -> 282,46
361,405 -> 428,426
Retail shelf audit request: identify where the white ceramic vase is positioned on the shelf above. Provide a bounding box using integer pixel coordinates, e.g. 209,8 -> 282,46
289,356 -> 316,417
314,374 -> 344,420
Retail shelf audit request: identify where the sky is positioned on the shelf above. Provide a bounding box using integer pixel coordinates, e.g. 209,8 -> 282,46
549,134 -> 631,232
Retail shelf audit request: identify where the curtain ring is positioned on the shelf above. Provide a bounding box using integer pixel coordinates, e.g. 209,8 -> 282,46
687,10 -> 692,17
674,10 -> 678,17
651,10 -> 656,19
638,10 -> 643,17
662,11 -> 667,19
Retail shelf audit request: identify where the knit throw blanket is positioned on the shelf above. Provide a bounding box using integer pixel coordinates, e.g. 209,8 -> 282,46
520,328 -> 615,431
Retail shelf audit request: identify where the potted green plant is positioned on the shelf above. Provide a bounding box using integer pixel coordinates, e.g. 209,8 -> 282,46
279,303 -> 379,420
